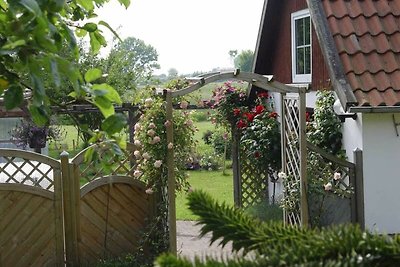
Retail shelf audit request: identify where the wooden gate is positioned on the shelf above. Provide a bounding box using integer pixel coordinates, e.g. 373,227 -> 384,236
0,144 -> 157,266
0,150 -> 64,267
70,143 -> 156,265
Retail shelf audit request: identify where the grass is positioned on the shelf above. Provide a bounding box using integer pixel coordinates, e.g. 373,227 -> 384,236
176,169 -> 233,220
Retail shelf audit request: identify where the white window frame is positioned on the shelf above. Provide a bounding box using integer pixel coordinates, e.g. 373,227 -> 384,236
291,9 -> 312,83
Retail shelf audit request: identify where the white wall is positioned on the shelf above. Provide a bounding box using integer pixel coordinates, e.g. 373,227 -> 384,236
361,113 -> 400,233
342,113 -> 363,162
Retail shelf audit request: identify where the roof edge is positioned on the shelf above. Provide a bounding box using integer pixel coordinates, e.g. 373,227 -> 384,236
306,0 -> 358,111
350,106 -> 400,114
252,0 -> 269,72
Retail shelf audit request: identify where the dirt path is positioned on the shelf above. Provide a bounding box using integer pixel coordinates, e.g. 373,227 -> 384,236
176,220 -> 234,261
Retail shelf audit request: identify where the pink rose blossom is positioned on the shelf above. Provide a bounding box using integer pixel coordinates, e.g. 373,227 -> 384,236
185,119 -> 193,126
144,98 -> 153,107
153,136 -> 161,143
134,139 -> 141,147
164,120 -> 172,127
148,123 -> 156,129
147,129 -> 155,137
168,143 -> 173,149
133,170 -> 142,178
333,172 -> 341,180
134,123 -> 141,131
133,150 -> 141,159
324,182 -> 332,191
143,152 -> 151,160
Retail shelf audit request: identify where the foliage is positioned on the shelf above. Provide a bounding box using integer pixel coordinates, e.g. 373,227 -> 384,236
238,92 -> 281,173
10,118 -> 62,149
133,81 -> 196,192
211,81 -> 248,128
307,90 -> 344,157
199,151 -> 223,171
233,50 -> 254,72
245,201 -> 283,222
209,128 -> 231,159
105,37 -> 159,101
157,191 -> 400,266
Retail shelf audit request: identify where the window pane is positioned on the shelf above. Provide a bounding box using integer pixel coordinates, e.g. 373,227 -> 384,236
296,19 -> 304,46
305,46 -> 311,74
305,17 -> 311,45
296,47 -> 305,74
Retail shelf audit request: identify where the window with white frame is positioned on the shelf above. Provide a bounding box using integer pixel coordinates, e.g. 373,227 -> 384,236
291,9 -> 311,83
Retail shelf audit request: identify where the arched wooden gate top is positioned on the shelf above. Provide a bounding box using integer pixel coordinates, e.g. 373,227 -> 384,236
169,70 -> 306,98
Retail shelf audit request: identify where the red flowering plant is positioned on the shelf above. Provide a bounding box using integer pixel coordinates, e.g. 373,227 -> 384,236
211,81 -> 248,128
239,91 -> 281,174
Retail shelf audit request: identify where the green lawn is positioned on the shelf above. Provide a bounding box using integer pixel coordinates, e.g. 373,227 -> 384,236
176,170 -> 233,220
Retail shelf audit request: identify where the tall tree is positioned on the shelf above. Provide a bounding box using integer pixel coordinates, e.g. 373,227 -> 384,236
105,37 -> 159,101
233,50 -> 254,72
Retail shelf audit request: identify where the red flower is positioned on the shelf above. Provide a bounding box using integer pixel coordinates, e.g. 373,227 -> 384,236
237,119 -> 247,129
254,151 -> 261,158
254,105 -> 265,115
306,112 -> 311,122
244,112 -> 255,122
257,92 -> 269,98
268,112 -> 278,119
233,108 -> 241,116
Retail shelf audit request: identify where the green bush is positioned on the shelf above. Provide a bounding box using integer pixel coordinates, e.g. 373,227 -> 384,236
191,110 -> 211,122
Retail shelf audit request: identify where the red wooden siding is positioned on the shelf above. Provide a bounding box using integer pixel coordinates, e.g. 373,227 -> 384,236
256,0 -> 330,90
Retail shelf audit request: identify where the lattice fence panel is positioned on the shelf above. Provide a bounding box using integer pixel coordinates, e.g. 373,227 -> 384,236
74,143 -> 138,184
239,150 -> 268,208
282,96 -> 302,226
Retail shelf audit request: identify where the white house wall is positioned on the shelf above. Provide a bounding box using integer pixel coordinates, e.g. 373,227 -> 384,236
342,113 -> 363,162
361,113 -> 400,234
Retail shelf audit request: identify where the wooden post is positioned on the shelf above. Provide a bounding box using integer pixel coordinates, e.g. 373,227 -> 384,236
280,93 -> 287,224
231,126 -> 241,207
354,148 -> 365,230
299,91 -> 309,227
61,151 -> 79,266
128,109 -> 135,144
53,167 -> 65,266
165,90 -> 177,255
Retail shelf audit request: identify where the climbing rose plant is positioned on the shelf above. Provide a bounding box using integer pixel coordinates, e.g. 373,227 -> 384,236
133,95 -> 196,193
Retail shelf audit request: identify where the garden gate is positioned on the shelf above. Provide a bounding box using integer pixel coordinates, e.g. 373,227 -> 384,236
164,70 -> 309,252
0,143 -> 155,266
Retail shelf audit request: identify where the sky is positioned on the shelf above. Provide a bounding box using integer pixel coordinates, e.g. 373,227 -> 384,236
96,0 -> 265,75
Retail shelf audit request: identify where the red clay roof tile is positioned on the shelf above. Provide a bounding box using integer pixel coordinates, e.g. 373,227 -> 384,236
322,0 -> 400,107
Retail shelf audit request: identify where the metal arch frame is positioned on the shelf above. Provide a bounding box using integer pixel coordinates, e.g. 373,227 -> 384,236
164,70 -> 308,254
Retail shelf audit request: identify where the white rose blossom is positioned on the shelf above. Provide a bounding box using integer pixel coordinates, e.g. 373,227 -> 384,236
277,172 -> 287,181
145,188 -> 154,195
134,123 -> 141,131
133,150 -> 141,159
168,142 -> 174,149
154,160 -> 162,168
144,98 -> 153,107
142,152 -> 151,160
324,182 -> 332,191
164,120 -> 171,127
134,139 -> 141,147
333,172 -> 341,180
180,101 -> 189,109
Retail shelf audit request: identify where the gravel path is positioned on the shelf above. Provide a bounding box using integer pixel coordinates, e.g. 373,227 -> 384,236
176,220 -> 234,261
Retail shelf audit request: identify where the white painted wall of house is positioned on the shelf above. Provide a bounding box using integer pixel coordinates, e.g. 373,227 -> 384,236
341,113 -> 363,162
361,113 -> 400,234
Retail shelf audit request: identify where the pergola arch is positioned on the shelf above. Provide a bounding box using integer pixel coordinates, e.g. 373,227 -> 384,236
164,70 -> 308,253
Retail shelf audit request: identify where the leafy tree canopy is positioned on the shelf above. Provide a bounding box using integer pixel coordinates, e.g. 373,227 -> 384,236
0,0 -> 130,131
232,50 -> 254,72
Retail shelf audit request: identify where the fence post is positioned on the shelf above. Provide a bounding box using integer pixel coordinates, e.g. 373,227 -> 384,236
232,126 -> 241,207
61,151 -> 79,266
354,148 -> 365,230
165,89 -> 177,255
299,90 -> 309,227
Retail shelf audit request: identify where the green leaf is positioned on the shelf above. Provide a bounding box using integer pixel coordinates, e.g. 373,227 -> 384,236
50,59 -> 61,88
99,21 -> 121,41
89,32 -> 101,54
29,105 -> 49,126
75,28 -> 87,38
84,68 -> 102,83
118,0 -> 130,9
83,22 -> 97,32
84,147 -> 95,162
4,85 -> 23,110
19,0 -> 42,16
77,0 -> 94,11
2,39 -> 26,49
94,95 -> 114,118
92,83 -> 121,104
94,31 -> 106,46
49,0 -> 64,12
101,113 -> 127,135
